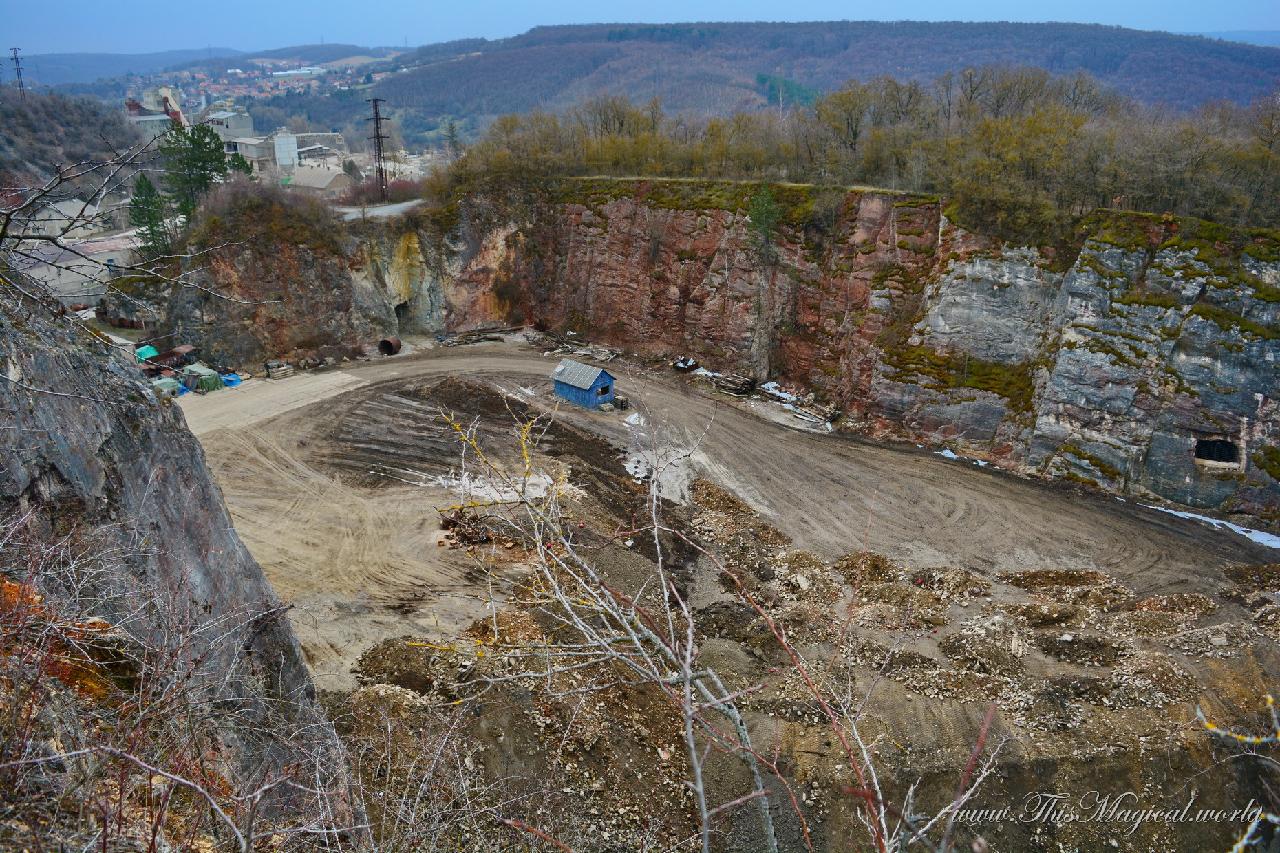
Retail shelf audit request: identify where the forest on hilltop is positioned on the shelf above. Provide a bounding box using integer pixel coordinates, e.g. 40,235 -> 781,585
236,21 -> 1280,148
418,65 -> 1280,247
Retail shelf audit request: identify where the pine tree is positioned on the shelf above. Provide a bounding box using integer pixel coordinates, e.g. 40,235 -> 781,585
444,120 -> 463,160
129,174 -> 170,260
228,152 -> 253,176
159,123 -> 229,218
747,187 -> 781,262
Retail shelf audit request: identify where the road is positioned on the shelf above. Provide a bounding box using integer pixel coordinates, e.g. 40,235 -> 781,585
334,199 -> 425,221
180,342 -> 1277,686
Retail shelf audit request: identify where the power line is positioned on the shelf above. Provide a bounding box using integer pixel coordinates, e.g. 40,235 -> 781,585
10,47 -> 25,99
366,97 -> 389,203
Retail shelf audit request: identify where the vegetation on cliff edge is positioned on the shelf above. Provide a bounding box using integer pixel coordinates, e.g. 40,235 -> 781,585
409,68 -> 1279,248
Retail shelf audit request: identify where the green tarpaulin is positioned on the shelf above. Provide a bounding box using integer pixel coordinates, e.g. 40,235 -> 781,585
136,345 -> 159,361
151,377 -> 181,398
181,363 -> 224,392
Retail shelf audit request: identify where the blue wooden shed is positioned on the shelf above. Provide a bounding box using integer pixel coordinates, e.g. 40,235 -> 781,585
552,359 -> 616,409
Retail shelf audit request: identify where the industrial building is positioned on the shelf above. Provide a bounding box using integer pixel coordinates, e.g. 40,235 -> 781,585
226,128 -> 298,174
285,166 -> 353,198
203,108 -> 254,143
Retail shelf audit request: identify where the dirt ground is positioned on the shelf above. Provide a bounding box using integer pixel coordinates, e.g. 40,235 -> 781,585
179,341 -> 1278,690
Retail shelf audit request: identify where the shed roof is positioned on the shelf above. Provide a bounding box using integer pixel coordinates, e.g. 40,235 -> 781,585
287,166 -> 347,189
553,359 -> 612,390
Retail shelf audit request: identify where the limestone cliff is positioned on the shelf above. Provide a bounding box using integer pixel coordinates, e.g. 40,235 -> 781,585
163,184 -> 399,369
162,178 -> 1280,523
435,180 -> 1280,524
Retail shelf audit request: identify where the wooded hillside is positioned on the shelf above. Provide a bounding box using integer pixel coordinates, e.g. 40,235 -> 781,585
0,89 -> 140,186
372,21 -> 1280,138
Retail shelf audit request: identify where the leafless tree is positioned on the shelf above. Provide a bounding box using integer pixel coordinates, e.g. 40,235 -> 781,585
0,511 -> 361,851
1199,696 -> 1280,850
1,129 -> 262,374
425,398 -> 1004,853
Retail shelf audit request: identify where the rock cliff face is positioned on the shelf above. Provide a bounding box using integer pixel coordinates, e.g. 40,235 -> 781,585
165,179 -> 1280,522
435,180 -> 1280,523
1,286 -> 335,774
166,237 -> 398,369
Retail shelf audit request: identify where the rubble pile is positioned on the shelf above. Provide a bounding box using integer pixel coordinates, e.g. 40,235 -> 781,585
329,415 -> 1278,852
531,330 -> 621,363
1221,563 -> 1280,641
438,508 -> 495,545
939,614 -> 1030,678
351,606 -> 697,848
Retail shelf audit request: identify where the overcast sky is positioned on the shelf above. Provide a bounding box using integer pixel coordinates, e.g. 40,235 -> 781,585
9,0 -> 1278,54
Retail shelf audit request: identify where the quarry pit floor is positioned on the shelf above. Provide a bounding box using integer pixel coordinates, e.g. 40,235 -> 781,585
179,340 -> 1279,689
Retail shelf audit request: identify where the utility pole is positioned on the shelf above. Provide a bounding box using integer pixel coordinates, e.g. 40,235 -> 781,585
366,97 -> 389,203
10,48 -> 25,100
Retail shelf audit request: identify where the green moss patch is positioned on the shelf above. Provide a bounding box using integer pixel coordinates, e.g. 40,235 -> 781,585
1113,289 -> 1180,309
887,346 -> 1035,411
1243,230 -> 1280,263
553,177 -> 940,232
1253,446 -> 1280,482
1079,210 -> 1168,252
1060,443 -> 1124,480
1188,303 -> 1280,340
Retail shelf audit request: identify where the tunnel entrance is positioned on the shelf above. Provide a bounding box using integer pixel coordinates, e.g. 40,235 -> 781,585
394,301 -> 410,327
1194,438 -> 1240,466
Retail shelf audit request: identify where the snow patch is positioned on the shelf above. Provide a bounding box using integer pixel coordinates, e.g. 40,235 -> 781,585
625,454 -> 650,481
1144,504 -> 1280,551
759,381 -> 799,403
371,467 -> 559,502
934,447 -> 990,468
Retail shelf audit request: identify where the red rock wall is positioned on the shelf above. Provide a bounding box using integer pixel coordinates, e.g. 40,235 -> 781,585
447,190 -> 946,403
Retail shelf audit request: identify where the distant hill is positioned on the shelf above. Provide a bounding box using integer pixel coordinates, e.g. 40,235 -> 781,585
247,43 -> 399,63
21,48 -> 244,86
171,43 -> 400,73
373,21 -> 1280,124
31,44 -> 401,87
1192,31 -> 1280,48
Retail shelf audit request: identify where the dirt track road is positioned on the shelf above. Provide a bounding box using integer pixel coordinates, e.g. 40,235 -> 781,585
181,342 -> 1277,686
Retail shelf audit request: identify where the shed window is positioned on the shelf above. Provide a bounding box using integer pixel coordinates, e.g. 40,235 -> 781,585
1195,438 -> 1239,464
597,384 -> 611,396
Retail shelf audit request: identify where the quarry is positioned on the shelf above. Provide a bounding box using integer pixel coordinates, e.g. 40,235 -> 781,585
29,173 -> 1262,850
156,320 -> 1276,849
4,64 -> 1280,850
167,179 -> 1280,521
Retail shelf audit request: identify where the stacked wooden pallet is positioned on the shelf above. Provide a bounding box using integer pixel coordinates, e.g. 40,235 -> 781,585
265,361 -> 295,380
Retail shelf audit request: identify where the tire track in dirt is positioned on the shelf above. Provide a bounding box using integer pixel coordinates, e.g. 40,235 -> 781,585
184,344 -> 1276,686
198,423 -> 509,688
